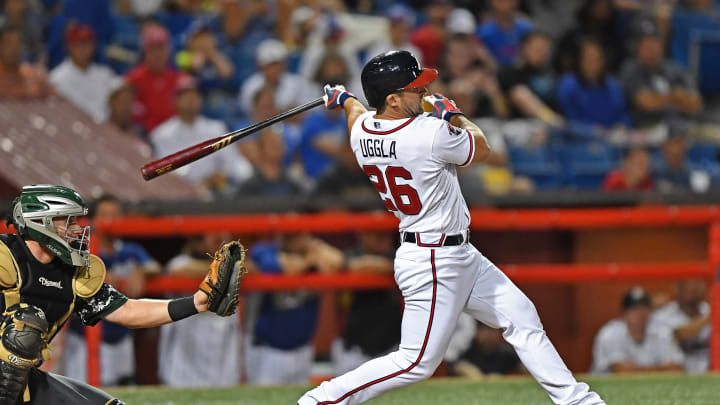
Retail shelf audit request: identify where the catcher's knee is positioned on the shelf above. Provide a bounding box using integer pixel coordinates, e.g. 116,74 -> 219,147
0,304 -> 49,373
0,304 -> 49,404
1,304 -> 50,362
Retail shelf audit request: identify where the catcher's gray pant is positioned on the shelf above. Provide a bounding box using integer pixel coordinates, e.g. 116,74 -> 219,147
23,368 -> 123,404
299,243 -> 606,405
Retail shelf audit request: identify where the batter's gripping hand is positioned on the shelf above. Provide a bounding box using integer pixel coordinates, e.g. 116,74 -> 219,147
199,241 -> 246,316
323,84 -> 356,110
424,93 -> 464,122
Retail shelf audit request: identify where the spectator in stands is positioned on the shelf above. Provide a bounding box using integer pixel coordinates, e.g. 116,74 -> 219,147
669,0 -> 720,68
446,7 -> 499,74
103,0 -> 146,75
603,147 -> 653,191
650,279 -> 710,374
365,4 -> 422,64
554,0 -> 625,74
477,0 -> 533,67
655,125 -> 693,192
240,113 -> 300,196
237,86 -> 303,195
0,0 -> 44,62
619,23 -> 702,129
298,12 -> 362,91
557,39 -> 632,128
298,105 -> 348,183
298,52 -> 355,183
614,0 -> 676,37
50,24 -> 118,123
410,0 -> 453,68
126,24 -> 181,134
176,20 -> 235,120
443,312 -> 479,375
44,0 -> 115,69
498,30 -> 563,125
0,25 -> 53,99
107,78 -> 144,137
151,75 -> 253,195
179,23 -> 236,85
440,35 -> 508,118
217,0 -> 274,89
332,232 -> 401,375
287,6 -> 317,72
453,322 -> 522,378
158,232 -> 241,387
63,194 -> 160,386
315,143 -> 377,198
239,38 -> 315,117
591,287 -> 684,374
246,233 -> 343,385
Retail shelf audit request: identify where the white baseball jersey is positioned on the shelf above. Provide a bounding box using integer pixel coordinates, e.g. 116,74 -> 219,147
650,301 -> 711,374
590,318 -> 684,374
299,111 -> 605,405
350,111 -> 475,235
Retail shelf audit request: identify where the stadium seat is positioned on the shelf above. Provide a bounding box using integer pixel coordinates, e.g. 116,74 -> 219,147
508,145 -> 564,190
557,141 -> 617,189
688,143 -> 719,165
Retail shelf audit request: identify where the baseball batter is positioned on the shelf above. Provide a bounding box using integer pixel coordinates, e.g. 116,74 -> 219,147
298,51 -> 605,405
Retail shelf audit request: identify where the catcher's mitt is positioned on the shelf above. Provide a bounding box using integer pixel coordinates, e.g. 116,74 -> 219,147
199,240 -> 246,316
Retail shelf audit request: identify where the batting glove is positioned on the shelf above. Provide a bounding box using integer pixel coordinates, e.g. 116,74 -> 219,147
323,84 -> 356,110
424,93 -> 464,122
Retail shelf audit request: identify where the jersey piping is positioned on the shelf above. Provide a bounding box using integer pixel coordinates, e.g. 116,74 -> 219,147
317,249 -> 438,405
460,130 -> 475,166
360,116 -> 417,135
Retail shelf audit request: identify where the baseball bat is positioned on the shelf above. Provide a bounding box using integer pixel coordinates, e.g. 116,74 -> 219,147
141,97 -> 325,181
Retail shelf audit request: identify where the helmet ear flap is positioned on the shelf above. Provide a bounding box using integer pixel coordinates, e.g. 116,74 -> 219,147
9,198 -> 27,236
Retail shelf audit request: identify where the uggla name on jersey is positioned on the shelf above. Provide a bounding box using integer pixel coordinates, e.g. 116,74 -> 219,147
359,139 -> 397,159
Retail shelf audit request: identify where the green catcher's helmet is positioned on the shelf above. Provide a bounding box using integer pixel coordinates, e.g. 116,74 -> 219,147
11,185 -> 91,267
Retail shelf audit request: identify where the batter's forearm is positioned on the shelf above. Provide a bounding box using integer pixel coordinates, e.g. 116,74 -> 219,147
450,115 -> 491,163
343,98 -> 368,132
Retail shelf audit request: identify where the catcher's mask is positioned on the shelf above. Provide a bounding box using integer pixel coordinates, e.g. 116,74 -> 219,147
10,185 -> 91,267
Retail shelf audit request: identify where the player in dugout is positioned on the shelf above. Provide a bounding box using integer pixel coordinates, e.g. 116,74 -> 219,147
298,50 -> 605,405
0,184 -> 239,404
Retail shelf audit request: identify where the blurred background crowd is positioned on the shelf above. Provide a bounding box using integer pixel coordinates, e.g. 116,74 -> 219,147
3,0 -> 720,198
1,0 -> 717,388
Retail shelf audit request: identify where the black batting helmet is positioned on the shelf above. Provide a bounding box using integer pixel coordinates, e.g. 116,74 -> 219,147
361,50 -> 438,109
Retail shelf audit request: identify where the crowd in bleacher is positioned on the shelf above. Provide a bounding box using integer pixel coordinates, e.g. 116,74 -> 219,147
2,0 -> 720,196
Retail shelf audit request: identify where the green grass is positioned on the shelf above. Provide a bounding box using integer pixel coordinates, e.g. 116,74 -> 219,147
107,374 -> 720,405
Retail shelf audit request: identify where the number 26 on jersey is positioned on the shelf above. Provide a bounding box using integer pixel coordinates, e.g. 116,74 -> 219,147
363,165 -> 422,215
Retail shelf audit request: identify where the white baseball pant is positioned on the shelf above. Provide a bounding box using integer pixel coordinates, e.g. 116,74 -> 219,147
299,241 -> 605,405
62,331 -> 134,386
245,342 -> 314,385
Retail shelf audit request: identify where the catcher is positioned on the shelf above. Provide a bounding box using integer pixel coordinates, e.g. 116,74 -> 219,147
0,184 -> 245,404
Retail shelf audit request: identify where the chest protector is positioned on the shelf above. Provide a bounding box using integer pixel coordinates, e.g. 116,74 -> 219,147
0,234 -> 106,342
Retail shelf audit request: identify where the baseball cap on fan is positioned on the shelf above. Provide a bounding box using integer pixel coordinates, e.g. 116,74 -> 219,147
65,24 -> 95,43
142,25 -> 170,49
256,38 -> 288,66
174,75 -> 198,95
446,8 -> 477,35
387,4 -> 416,27
621,287 -> 651,311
